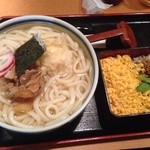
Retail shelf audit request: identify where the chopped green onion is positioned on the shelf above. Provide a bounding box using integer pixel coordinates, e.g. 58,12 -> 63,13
136,82 -> 150,93
138,74 -> 150,84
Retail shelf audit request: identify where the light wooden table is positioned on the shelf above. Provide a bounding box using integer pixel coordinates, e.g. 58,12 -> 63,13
0,0 -> 150,149
6,137 -> 150,149
0,0 -> 150,17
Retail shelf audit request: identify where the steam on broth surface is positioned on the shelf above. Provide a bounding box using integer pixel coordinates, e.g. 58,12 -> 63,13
0,22 -> 93,128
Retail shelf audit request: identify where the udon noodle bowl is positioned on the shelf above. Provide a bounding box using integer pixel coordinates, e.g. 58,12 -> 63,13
0,17 -> 97,131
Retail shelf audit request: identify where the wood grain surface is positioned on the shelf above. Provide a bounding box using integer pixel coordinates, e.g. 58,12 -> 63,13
0,0 -> 150,17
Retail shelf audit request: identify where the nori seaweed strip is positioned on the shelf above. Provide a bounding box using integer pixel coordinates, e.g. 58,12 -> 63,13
15,35 -> 46,76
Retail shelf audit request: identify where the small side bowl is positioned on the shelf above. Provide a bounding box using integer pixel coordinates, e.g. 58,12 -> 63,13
0,15 -> 99,133
96,47 -> 150,129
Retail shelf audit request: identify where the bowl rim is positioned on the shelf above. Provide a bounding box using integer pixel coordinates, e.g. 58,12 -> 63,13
0,15 -> 99,133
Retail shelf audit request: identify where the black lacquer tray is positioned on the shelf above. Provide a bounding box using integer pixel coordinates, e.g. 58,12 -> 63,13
0,14 -> 150,148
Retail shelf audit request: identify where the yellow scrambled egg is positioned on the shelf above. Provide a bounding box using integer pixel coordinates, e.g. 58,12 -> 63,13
100,55 -> 150,116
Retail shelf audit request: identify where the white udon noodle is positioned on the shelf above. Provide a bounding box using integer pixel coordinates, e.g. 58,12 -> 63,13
0,25 -> 92,128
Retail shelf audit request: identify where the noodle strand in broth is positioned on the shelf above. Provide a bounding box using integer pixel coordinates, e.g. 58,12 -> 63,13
0,24 -> 93,128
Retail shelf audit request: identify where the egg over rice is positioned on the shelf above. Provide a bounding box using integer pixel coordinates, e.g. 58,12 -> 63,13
100,54 -> 150,116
